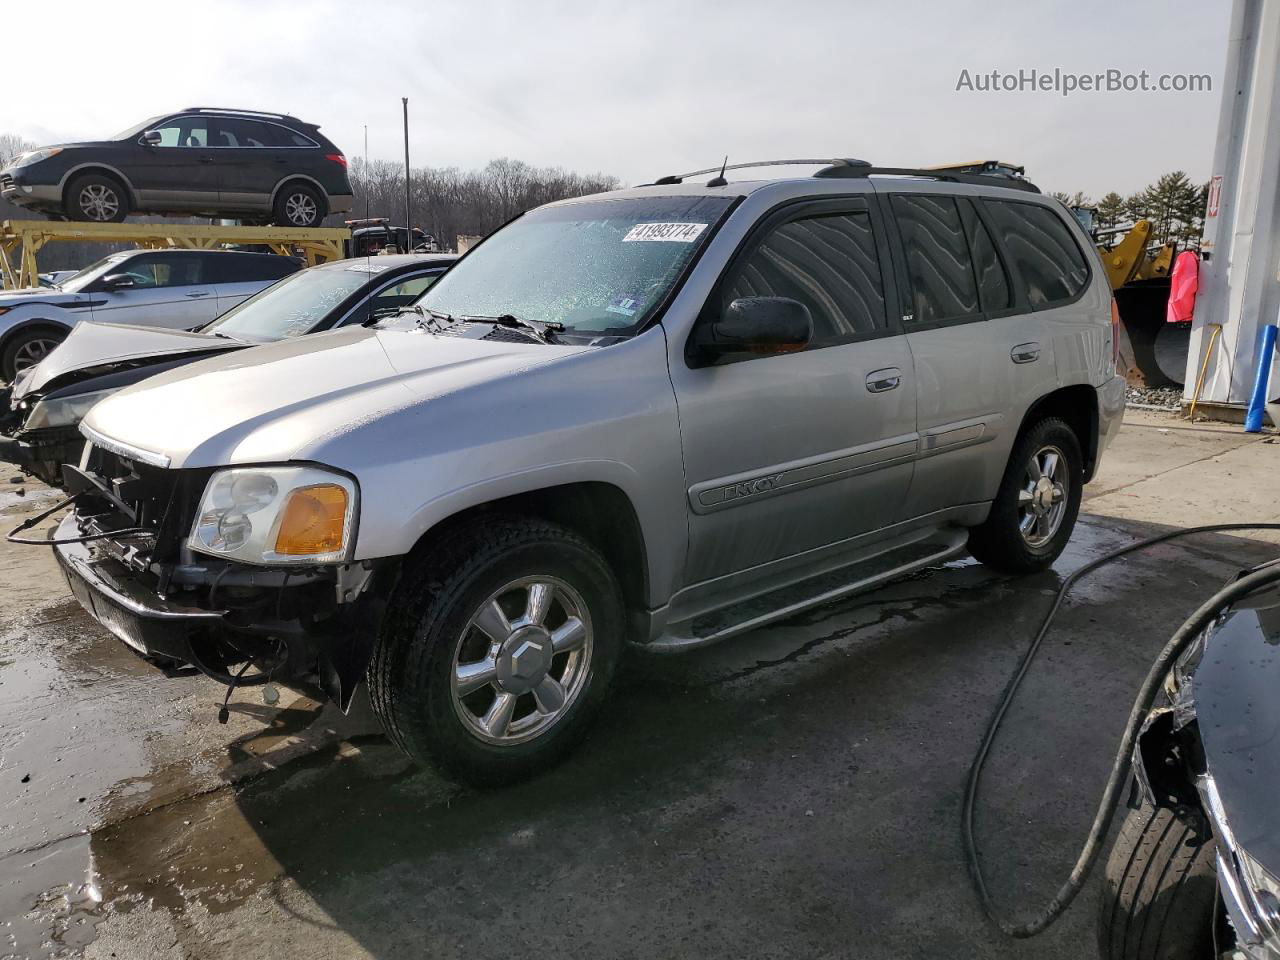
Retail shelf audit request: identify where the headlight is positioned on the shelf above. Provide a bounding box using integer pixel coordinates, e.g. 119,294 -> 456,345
24,389 -> 118,430
10,147 -> 62,168
188,466 -> 357,565
1240,848 -> 1280,935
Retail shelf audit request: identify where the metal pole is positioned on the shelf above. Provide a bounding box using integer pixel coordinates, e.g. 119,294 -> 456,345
402,97 -> 411,251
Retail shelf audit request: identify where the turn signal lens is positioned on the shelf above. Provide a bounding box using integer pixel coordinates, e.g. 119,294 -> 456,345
273,484 -> 348,556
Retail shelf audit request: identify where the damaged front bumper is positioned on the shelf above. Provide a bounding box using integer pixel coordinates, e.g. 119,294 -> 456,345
52,510 -> 394,710
0,426 -> 84,485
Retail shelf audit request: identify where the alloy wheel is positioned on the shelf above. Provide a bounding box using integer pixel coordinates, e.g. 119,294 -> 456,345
79,184 -> 120,221
12,336 -> 60,374
450,576 -> 593,746
1018,443 -> 1068,546
284,192 -> 317,226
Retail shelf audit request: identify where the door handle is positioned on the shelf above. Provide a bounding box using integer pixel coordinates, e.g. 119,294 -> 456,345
185,291 -> 210,298
865,367 -> 902,393
1011,342 -> 1040,364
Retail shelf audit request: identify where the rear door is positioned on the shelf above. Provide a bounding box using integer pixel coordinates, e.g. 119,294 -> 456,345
209,117 -> 298,212
207,253 -> 299,313
87,252 -> 218,329
669,196 -> 917,589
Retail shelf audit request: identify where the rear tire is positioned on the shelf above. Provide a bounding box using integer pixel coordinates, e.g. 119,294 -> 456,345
63,172 -> 129,223
2,324 -> 67,382
968,417 -> 1083,574
1098,798 -> 1218,960
368,515 -> 625,787
271,183 -> 325,228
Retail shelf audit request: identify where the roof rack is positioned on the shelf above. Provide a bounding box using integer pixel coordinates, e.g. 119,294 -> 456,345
649,157 -> 1040,193
181,107 -> 304,122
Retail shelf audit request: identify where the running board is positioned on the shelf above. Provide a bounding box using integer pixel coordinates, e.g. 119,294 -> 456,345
647,531 -> 968,652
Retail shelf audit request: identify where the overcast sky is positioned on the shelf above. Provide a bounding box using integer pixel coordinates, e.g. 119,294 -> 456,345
9,0 -> 1229,199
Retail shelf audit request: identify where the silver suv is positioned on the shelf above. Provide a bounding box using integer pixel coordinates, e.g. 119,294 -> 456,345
41,159 -> 1125,786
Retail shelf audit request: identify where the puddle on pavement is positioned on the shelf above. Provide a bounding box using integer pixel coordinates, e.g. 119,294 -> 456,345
0,833 -> 101,959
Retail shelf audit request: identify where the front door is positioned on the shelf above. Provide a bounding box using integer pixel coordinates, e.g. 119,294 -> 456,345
669,197 -> 916,593
129,115 -> 219,210
88,252 -> 219,329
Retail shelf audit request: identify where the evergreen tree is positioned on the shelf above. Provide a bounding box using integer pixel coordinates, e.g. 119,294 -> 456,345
1096,192 -> 1126,231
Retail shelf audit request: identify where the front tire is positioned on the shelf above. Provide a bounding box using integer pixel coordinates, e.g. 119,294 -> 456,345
968,417 -> 1083,574
368,516 -> 625,787
1098,798 -> 1218,960
2,324 -> 67,382
63,172 -> 129,223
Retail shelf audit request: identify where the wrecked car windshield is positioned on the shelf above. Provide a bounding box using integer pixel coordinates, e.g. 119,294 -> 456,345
203,265 -> 377,342
415,195 -> 734,339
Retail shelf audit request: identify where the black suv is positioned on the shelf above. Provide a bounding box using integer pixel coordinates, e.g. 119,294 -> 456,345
0,108 -> 353,227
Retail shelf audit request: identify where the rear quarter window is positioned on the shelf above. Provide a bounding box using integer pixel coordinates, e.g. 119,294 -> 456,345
982,199 -> 1091,307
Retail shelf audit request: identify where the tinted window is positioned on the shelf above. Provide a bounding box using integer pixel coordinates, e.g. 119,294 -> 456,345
213,118 -> 312,148
151,116 -> 209,148
958,199 -> 1010,311
206,253 -> 300,283
116,253 -> 203,288
722,211 -> 885,345
891,195 -> 979,324
983,200 -> 1090,306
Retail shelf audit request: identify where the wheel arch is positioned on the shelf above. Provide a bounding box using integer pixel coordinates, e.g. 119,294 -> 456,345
270,174 -> 330,207
401,480 -> 651,630
0,316 -> 73,358
58,163 -> 138,207
1016,384 -> 1100,481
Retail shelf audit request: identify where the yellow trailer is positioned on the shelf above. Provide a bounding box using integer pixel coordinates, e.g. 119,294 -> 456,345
0,219 -> 349,290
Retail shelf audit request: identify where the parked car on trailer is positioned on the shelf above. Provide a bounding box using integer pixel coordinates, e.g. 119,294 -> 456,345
0,248 -> 300,382
1,254 -> 454,484
0,107 -> 353,227
43,158 -> 1124,787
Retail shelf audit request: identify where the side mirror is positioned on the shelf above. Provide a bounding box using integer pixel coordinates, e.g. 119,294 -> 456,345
691,296 -> 812,366
140,130 -> 162,146
100,273 -> 136,291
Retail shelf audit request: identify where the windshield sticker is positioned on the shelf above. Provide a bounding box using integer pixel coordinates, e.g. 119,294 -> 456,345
606,295 -> 640,317
622,222 -> 708,243
346,263 -> 390,274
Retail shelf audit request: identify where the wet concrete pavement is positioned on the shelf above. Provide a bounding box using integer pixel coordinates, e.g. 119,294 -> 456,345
1,413 -> 1278,959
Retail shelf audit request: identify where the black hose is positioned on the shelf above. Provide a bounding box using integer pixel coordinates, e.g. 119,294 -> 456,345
4,492 -> 147,545
965,523 -> 1280,938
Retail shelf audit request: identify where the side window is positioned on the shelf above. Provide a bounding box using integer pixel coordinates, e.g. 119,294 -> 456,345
150,117 -> 209,148
983,200 -> 1090,307
116,254 -> 203,288
891,194 -> 979,324
958,198 -> 1011,311
206,254 -> 299,283
214,119 -> 295,148
721,210 -> 886,347
348,273 -> 442,325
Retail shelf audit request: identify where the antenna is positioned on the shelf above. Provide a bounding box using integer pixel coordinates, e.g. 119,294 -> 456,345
706,155 -> 729,187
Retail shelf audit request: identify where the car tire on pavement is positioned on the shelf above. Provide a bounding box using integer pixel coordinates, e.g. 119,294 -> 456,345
967,417 -> 1083,574
63,172 -> 130,223
272,183 -> 326,228
368,515 -> 625,787
2,323 -> 67,382
1098,797 -> 1218,960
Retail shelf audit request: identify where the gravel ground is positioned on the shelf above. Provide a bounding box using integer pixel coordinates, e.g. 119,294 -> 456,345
1125,384 -> 1183,410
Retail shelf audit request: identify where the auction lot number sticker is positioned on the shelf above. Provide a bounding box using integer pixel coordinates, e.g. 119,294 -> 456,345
623,222 -> 708,242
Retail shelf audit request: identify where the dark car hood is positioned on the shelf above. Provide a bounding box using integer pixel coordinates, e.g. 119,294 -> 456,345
15,321 -> 242,398
1194,585 -> 1280,873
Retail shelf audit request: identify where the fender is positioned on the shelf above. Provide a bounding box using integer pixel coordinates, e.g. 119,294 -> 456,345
269,173 -> 329,206
0,315 -> 75,356
56,162 -> 140,205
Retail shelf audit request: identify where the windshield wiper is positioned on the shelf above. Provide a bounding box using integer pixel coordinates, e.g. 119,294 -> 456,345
460,313 -> 563,344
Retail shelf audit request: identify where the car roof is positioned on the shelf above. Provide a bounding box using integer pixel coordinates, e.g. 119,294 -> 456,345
315,253 -> 458,270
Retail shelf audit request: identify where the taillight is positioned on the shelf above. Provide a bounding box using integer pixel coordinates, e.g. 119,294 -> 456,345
1110,297 -> 1122,371
325,154 -> 347,167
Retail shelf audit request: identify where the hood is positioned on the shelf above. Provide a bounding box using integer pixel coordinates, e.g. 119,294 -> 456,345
82,325 -> 588,469
0,287 -> 83,305
15,322 -> 239,398
1193,586 -> 1280,873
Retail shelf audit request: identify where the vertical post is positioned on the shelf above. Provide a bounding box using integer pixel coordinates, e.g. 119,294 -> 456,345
402,97 -> 411,252
1244,322 -> 1277,432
